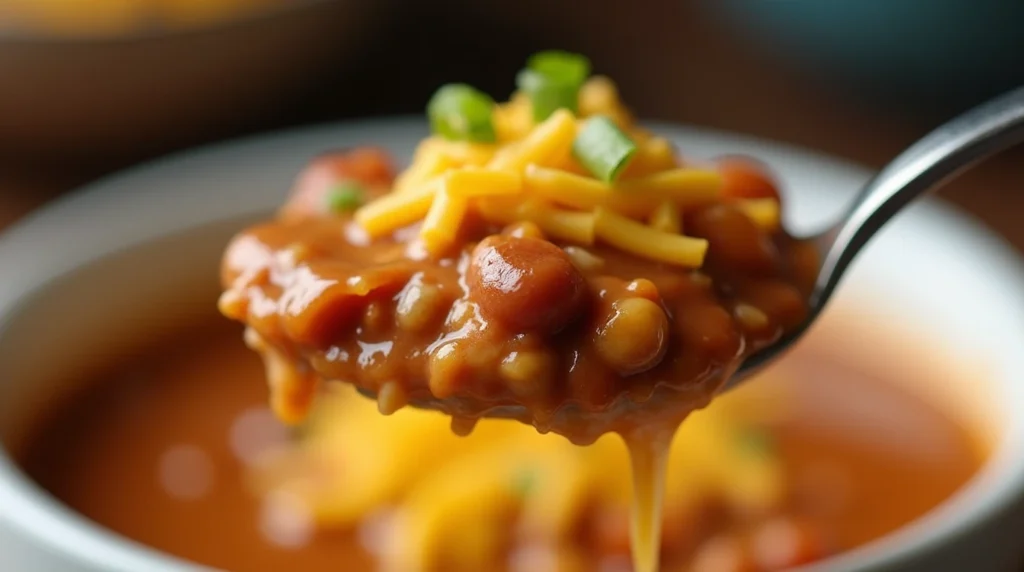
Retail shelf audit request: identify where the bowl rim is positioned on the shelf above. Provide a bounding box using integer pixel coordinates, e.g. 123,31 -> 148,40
1,116 -> 1023,572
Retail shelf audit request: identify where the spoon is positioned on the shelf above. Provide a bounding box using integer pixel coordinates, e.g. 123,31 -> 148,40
730,84 -> 1024,389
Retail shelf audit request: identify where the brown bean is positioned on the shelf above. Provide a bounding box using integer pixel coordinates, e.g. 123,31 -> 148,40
675,302 -> 740,359
738,280 -> 808,331
717,155 -> 782,201
687,204 -> 779,275
466,235 -> 587,334
428,342 -> 469,399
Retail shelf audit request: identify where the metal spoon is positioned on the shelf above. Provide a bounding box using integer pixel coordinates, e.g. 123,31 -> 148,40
730,84 -> 1024,389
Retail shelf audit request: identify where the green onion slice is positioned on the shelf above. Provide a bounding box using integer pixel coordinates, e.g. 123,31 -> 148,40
516,50 -> 591,121
572,116 -> 637,182
528,50 -> 591,86
427,84 -> 497,143
325,181 -> 365,213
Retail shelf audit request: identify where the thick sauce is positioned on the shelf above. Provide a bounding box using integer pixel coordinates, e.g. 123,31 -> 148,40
16,324 -> 982,571
218,60 -> 825,569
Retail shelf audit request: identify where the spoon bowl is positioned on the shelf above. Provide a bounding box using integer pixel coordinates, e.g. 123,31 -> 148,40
731,84 -> 1024,389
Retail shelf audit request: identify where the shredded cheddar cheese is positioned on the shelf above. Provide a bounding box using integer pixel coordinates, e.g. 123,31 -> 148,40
420,187 -> 469,255
352,76 -> 780,268
648,201 -> 682,234
445,168 -> 522,198
736,197 -> 781,232
354,179 -> 440,238
594,207 -> 708,267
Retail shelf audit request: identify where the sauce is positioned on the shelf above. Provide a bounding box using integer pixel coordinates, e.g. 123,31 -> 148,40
219,60 -> 822,566
626,433 -> 671,572
15,323 -> 983,571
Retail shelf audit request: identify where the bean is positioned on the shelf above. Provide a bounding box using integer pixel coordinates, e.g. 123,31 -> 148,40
395,276 -> 448,333
500,349 -> 558,397
687,204 -> 779,275
733,303 -> 770,333
739,280 -> 807,330
676,303 -> 740,360
717,155 -> 781,201
467,235 -> 587,334
427,342 -> 467,399
594,297 -> 669,375
625,278 -> 659,301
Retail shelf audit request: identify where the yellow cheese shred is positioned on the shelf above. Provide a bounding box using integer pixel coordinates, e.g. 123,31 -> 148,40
524,165 -> 657,218
594,207 -> 708,267
352,75 -> 782,269
487,109 -> 577,172
355,178 -> 440,238
420,186 -> 469,256
736,198 -> 781,231
648,201 -> 682,234
617,168 -> 722,206
520,200 -> 596,245
446,168 -> 522,198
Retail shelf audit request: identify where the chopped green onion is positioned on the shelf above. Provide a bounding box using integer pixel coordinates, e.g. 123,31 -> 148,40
527,50 -> 591,86
427,84 -> 497,143
325,181 -> 365,212
517,70 -> 579,121
736,426 -> 776,457
572,116 -> 637,182
516,50 -> 591,121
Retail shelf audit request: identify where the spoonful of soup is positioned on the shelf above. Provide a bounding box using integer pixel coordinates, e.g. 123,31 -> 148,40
219,53 -> 1024,572
221,73 -> 1024,443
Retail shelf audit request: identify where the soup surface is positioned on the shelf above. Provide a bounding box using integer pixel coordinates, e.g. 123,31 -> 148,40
17,322 -> 983,571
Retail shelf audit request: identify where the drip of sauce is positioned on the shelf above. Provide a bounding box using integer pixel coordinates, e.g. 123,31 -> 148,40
625,429 -> 674,572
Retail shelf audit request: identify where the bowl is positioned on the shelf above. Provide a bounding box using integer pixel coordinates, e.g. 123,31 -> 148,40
0,119 -> 1023,571
0,0 -> 390,167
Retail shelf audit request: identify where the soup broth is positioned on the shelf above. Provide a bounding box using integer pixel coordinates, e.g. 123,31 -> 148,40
15,321 -> 982,571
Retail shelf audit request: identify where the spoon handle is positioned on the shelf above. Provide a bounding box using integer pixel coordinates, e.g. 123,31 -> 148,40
814,85 -> 1024,306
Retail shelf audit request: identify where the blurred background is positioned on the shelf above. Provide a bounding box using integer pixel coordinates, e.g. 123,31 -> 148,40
1,0 -> 1023,244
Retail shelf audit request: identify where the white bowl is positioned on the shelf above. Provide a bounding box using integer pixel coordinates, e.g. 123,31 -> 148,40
0,119 -> 1022,571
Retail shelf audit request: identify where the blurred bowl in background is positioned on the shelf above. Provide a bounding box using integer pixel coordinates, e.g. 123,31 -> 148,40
707,1 -> 1024,113
0,0 -> 391,167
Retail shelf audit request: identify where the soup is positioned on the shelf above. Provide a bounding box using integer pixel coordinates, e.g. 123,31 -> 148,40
218,52 -> 818,569
16,320 -> 982,571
